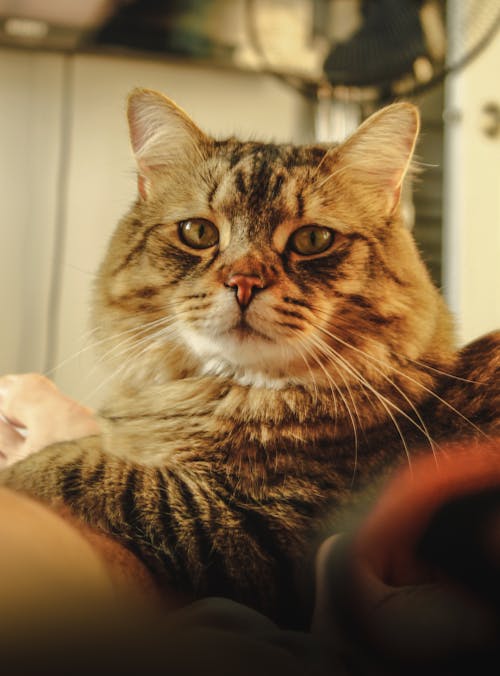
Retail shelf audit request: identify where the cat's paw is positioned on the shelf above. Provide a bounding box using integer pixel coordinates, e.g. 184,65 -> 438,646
0,374 -> 101,468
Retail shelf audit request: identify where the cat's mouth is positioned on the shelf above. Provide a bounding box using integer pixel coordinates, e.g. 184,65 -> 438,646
230,317 -> 272,342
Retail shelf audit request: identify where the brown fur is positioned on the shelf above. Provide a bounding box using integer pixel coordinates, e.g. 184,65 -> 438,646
1,90 -> 498,629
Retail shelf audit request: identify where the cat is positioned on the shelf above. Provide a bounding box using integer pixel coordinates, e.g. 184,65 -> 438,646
1,88 -> 498,629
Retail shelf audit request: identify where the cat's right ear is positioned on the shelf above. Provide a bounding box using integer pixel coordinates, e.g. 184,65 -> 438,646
336,102 -> 420,217
127,88 -> 208,199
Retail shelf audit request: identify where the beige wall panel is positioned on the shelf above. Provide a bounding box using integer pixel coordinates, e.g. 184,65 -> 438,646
443,12 -> 500,344
0,49 -> 64,374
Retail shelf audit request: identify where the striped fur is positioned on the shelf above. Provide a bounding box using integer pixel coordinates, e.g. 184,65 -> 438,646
1,90 -> 498,629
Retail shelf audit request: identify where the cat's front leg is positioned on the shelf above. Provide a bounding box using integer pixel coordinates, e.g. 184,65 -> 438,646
0,373 -> 101,468
0,434 -> 104,502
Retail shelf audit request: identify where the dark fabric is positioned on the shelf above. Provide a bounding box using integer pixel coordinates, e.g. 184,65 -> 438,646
313,439 -> 500,674
2,598 -> 329,676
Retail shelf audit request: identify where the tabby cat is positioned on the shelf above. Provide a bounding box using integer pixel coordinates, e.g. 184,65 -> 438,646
1,89 -> 498,629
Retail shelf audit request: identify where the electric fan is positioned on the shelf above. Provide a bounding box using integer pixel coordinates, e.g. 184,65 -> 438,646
244,0 -> 500,139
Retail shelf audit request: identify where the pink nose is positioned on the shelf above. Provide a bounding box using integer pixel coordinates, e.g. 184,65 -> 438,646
226,274 -> 265,308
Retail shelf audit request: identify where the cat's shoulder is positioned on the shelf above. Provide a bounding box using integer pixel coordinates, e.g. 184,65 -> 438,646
427,330 -> 500,440
455,330 -> 500,382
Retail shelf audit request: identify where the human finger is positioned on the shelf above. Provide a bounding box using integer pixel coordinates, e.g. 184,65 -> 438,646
0,374 -> 59,429
0,418 -> 24,468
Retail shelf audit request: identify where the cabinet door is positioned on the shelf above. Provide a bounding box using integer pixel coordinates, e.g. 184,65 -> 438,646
443,6 -> 500,344
0,49 -> 64,374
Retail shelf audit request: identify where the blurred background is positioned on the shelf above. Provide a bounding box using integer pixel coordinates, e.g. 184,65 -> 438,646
0,0 -> 499,405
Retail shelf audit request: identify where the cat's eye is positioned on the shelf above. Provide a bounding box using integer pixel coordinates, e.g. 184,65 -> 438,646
178,218 -> 219,249
288,225 -> 334,256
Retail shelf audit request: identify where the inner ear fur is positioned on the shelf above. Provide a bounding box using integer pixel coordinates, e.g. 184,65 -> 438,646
127,88 -> 209,198
337,102 -> 420,216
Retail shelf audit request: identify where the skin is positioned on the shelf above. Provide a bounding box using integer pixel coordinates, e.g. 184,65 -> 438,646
0,373 -> 101,467
0,374 -> 186,627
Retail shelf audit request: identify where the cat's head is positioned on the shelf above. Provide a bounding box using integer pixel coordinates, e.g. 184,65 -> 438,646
94,88 -> 453,391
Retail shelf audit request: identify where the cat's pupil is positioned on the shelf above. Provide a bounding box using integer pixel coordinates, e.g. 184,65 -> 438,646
179,218 -> 218,249
289,225 -> 333,255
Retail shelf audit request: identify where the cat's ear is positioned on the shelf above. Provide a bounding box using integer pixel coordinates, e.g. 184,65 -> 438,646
127,88 -> 208,199
338,102 -> 420,216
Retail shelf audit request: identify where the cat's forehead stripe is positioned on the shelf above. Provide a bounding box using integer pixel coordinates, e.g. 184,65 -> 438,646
215,140 -> 329,170
296,190 -> 304,219
206,141 -> 329,232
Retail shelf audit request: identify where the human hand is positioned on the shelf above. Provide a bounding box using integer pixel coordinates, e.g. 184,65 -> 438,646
0,374 -> 101,469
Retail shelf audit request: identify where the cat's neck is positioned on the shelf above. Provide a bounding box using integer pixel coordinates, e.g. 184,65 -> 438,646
200,359 -> 314,390
104,350 -> 445,438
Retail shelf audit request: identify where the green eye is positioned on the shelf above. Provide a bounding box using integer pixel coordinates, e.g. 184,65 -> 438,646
178,218 -> 219,249
289,225 -> 334,255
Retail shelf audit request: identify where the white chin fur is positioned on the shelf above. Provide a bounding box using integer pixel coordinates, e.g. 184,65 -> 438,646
180,325 -> 303,387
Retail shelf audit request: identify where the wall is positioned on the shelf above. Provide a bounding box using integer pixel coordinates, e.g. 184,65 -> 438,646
0,49 -> 63,374
443,8 -> 500,344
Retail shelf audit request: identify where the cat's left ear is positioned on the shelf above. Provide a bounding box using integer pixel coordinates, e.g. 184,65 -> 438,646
338,102 -> 420,216
127,88 -> 209,199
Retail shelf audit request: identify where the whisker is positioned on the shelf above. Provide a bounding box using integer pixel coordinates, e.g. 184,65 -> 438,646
308,334 -> 363,439
93,331 -> 163,374
315,325 -> 440,465
310,303 -> 485,385
91,316 -> 175,371
310,334 -> 415,471
299,337 -> 359,481
304,302 -> 487,441
313,316 -> 488,441
82,322 -> 182,405
82,353 -> 132,405
309,144 -> 338,181
314,161 -> 361,190
46,293 -> 209,381
289,340 -> 319,404
43,316 -> 172,378
405,358 -> 485,385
